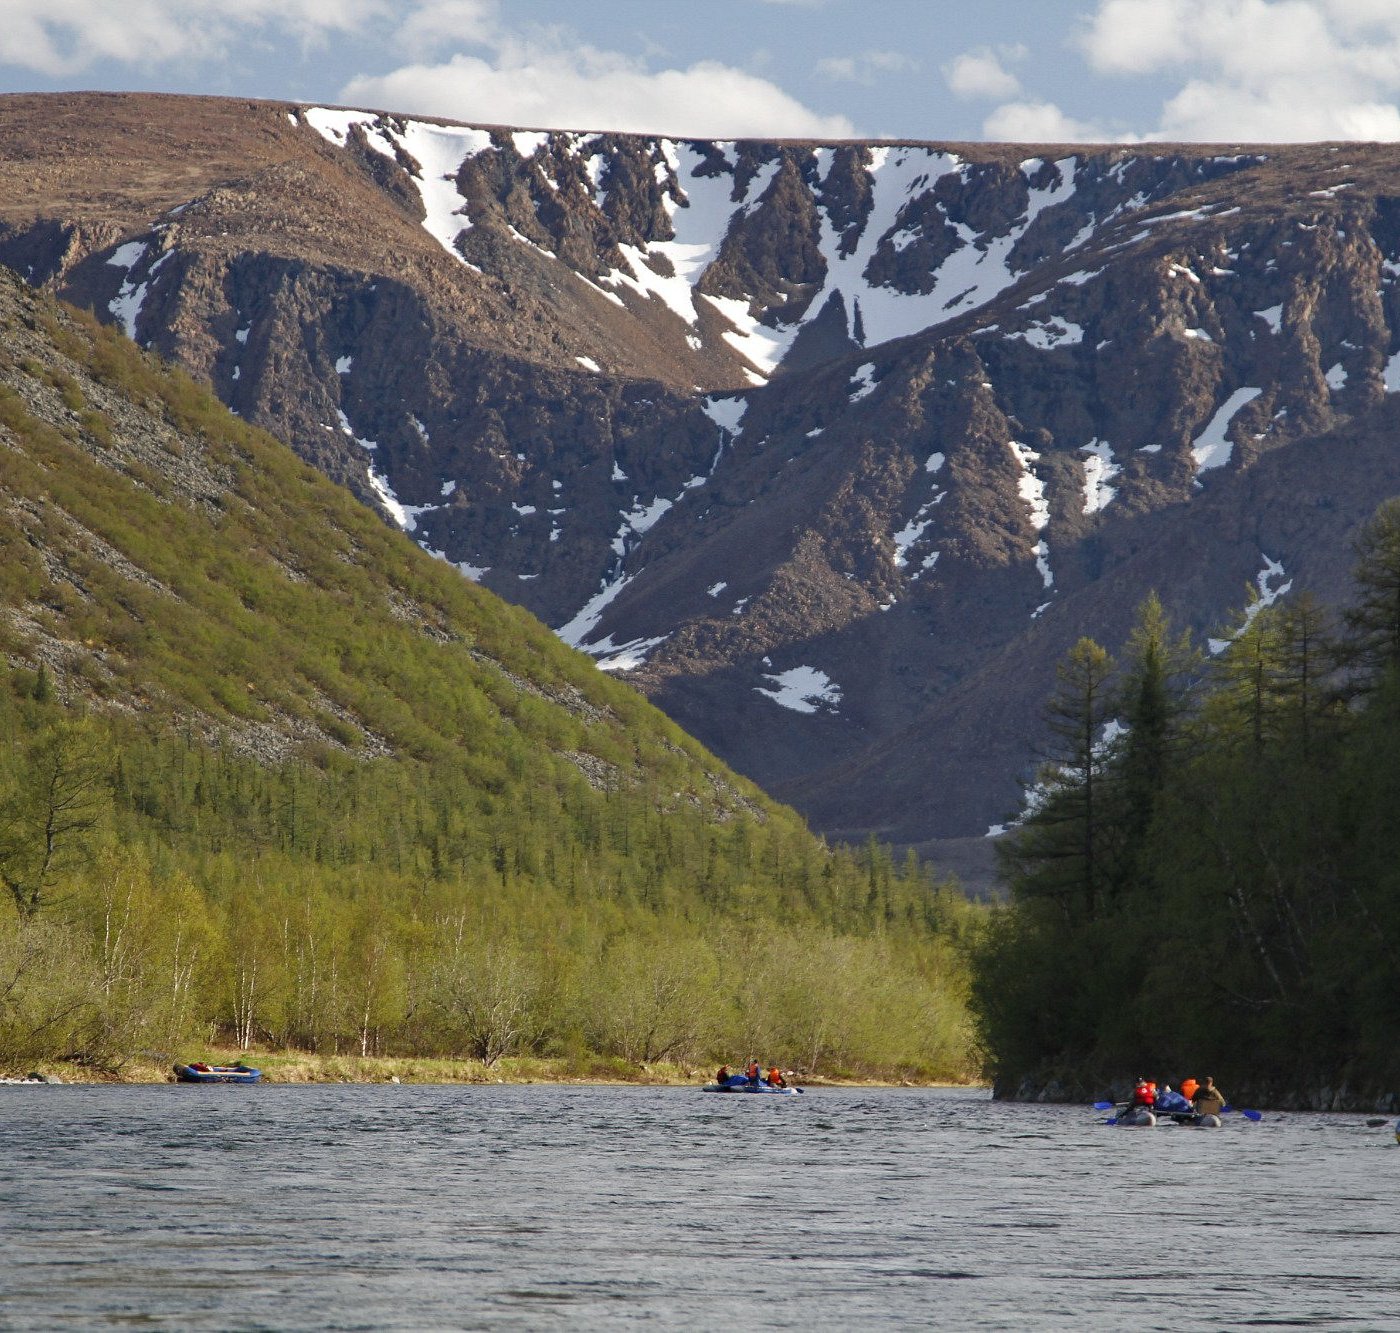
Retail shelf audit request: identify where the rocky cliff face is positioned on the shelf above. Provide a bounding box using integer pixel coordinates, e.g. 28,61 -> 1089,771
7,93 -> 1400,884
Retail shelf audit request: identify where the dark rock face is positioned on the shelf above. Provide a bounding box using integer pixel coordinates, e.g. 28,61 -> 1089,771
8,94 -> 1400,885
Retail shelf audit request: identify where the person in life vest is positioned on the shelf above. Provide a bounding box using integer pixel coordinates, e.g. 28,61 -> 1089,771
1179,1076 -> 1199,1103
745,1060 -> 761,1087
715,1065 -> 731,1087
767,1067 -> 786,1088
1130,1078 -> 1155,1108
1192,1075 -> 1226,1118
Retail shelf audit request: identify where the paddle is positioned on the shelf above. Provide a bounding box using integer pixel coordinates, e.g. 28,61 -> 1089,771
1222,1105 -> 1263,1121
1093,1101 -> 1116,1110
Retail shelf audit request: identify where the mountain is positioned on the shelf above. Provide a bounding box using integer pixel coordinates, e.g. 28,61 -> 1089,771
7,92 -> 1400,885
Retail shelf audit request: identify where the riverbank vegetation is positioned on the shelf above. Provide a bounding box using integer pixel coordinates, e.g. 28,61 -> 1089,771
976,500 -> 1400,1105
0,691 -> 979,1082
22,1049 -> 982,1087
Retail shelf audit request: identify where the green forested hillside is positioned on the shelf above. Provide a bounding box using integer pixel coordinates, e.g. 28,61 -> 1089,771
0,270 -> 977,1078
976,508 -> 1400,1107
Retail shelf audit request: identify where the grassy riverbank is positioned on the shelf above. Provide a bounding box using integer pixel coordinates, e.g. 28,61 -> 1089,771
15,1049 -> 986,1089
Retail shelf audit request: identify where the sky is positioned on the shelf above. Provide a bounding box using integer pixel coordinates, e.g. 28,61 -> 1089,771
4,0 -> 1400,143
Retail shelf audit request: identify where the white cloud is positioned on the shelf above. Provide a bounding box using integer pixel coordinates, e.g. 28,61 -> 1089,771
1079,0 -> 1400,141
0,0 -> 385,77
945,49 -> 1023,100
982,100 -> 1105,142
816,49 -> 916,84
342,41 -> 855,138
394,0 -> 496,58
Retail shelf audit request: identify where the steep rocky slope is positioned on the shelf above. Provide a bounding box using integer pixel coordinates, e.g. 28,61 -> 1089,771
7,92 -> 1400,882
0,264 -> 782,830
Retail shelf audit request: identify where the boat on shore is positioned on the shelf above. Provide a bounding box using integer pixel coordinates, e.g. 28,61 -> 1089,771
173,1062 -> 262,1084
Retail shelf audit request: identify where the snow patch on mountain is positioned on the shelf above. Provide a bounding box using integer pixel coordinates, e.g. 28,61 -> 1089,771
1010,440 -> 1053,591
594,633 -> 670,673
702,395 -> 748,435
1192,387 -> 1263,473
106,243 -> 170,341
1207,554 -> 1293,654
555,567 -> 636,650
305,109 -> 493,268
1080,439 -> 1119,514
335,409 -> 433,534
1010,318 -> 1084,350
755,666 -> 842,714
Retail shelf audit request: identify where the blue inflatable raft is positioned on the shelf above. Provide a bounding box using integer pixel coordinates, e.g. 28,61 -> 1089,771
174,1062 -> 262,1084
703,1075 -> 800,1095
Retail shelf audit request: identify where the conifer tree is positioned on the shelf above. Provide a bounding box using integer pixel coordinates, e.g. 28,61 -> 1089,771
998,637 -> 1116,923
1108,594 -> 1198,900
1343,497 -> 1400,688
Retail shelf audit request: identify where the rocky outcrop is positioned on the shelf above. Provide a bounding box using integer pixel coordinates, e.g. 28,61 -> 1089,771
7,94 -> 1400,884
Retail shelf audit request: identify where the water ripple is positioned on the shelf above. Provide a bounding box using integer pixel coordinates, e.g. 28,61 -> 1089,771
1,1084 -> 1397,1327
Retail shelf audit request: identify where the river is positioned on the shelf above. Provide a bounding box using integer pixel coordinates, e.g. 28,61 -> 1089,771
1,1084 -> 1396,1329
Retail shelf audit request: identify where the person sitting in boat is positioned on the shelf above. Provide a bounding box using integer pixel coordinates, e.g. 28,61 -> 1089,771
767,1067 -> 786,1088
1192,1076 -> 1226,1118
716,1065 -> 731,1087
1129,1078 -> 1154,1109
745,1060 -> 761,1086
1154,1083 -> 1192,1115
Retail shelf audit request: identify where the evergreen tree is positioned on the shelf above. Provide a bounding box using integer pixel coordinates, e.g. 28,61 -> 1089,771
1107,594 -> 1198,901
1343,497 -> 1400,689
998,637 -> 1117,923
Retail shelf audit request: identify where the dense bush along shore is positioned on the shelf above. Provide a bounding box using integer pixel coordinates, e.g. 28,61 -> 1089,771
0,618 -> 979,1085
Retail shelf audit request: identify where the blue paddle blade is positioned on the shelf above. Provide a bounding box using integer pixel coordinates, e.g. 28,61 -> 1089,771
1104,1116 -> 1118,1125
1093,1101 -> 1115,1110
1239,1108 -> 1263,1121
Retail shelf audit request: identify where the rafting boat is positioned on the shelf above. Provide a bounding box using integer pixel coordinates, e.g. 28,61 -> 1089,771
703,1075 -> 800,1095
1112,1105 -> 1221,1127
173,1062 -> 262,1084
